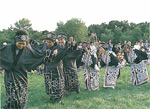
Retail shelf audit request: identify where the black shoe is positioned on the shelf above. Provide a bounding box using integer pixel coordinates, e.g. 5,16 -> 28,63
56,98 -> 64,105
55,98 -> 61,102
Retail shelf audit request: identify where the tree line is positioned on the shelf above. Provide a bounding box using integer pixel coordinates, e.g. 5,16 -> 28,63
0,18 -> 149,45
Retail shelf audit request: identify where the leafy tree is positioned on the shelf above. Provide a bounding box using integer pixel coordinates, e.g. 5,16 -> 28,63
120,31 -> 133,43
113,27 -> 122,43
55,21 -> 66,35
88,24 -> 106,40
101,29 -> 113,42
0,18 -> 149,46
29,30 -> 42,42
0,29 -> 15,45
55,18 -> 89,42
131,26 -> 143,42
13,18 -> 33,31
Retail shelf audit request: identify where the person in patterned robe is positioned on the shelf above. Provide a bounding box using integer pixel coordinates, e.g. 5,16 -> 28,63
42,32 -> 69,104
57,33 -> 81,94
82,46 -> 100,91
29,32 -> 68,104
63,36 -> 81,94
98,44 -> 121,89
0,30 -> 50,109
123,42 -> 149,85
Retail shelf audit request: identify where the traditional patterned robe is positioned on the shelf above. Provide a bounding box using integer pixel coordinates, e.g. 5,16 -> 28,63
0,43 -> 47,109
63,48 -> 82,94
82,51 -> 99,91
30,40 -> 68,101
124,48 -> 149,85
43,43 -> 68,101
100,50 -> 120,89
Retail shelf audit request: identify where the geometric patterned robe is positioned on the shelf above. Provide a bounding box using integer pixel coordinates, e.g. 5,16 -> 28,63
63,49 -> 82,94
0,43 -> 46,109
43,44 -> 67,101
100,50 -> 120,89
30,41 -> 67,102
125,48 -> 149,85
82,51 -> 100,91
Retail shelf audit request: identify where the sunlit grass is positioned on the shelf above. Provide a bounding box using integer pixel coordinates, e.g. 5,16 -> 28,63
1,66 -> 150,109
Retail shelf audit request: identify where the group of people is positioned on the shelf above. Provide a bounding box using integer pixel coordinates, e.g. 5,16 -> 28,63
0,30 -> 82,108
0,30 -> 150,109
79,39 -> 150,90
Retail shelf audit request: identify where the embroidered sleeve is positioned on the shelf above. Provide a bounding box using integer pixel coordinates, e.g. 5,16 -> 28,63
43,50 -> 54,64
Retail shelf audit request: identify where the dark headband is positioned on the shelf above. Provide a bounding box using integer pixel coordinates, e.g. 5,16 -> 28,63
15,35 -> 28,42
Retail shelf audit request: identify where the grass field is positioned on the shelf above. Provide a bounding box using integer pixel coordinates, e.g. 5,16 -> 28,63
1,66 -> 150,109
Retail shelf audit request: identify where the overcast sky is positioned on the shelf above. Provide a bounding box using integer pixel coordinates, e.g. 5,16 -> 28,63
0,0 -> 150,31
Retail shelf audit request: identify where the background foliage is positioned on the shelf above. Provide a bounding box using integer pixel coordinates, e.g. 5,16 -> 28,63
0,18 -> 149,46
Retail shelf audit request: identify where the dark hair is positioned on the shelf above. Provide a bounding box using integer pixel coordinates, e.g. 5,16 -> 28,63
58,32 -> 67,36
115,49 -> 120,54
100,44 -> 108,50
90,41 -> 94,44
16,30 -> 28,36
45,32 -> 56,41
15,30 -> 29,43
49,32 -> 56,36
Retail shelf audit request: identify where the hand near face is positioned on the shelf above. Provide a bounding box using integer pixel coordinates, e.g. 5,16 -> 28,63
53,49 -> 58,56
61,39 -> 66,46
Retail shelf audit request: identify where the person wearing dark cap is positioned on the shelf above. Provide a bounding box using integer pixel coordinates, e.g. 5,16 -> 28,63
57,32 -> 67,48
98,43 -> 121,89
0,30 -> 51,109
28,32 -> 67,104
57,33 -> 81,94
42,32 -> 72,104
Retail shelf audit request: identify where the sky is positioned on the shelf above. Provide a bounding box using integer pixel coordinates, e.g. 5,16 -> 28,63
0,0 -> 150,31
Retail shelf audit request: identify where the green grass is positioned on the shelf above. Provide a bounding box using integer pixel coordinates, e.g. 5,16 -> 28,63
1,66 -> 150,109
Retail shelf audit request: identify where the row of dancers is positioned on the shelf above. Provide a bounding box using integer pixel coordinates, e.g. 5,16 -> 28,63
0,30 -> 150,108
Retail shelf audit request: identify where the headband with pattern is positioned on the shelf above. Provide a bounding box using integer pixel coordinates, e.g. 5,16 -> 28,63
15,35 -> 28,42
